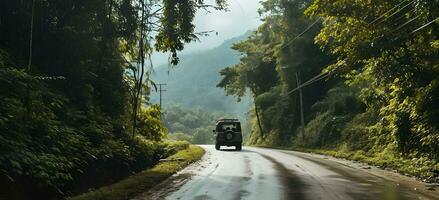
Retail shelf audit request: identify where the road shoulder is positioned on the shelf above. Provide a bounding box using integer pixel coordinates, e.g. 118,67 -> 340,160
69,145 -> 205,200
131,145 -> 212,200
278,149 -> 439,199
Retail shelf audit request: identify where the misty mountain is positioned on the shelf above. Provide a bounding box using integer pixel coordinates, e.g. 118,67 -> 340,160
151,31 -> 252,117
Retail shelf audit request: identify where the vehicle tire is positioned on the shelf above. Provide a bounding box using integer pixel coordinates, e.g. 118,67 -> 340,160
215,144 -> 220,150
236,144 -> 242,151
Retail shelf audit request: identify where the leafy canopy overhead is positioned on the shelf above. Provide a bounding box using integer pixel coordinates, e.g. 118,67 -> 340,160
306,0 -> 439,154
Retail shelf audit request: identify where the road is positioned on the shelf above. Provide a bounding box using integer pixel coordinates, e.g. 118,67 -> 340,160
133,145 -> 439,200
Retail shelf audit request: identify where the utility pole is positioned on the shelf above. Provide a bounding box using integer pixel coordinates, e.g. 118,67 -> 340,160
296,72 -> 305,142
157,83 -> 167,109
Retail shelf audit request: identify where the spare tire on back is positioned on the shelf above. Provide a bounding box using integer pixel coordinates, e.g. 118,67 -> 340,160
224,131 -> 234,141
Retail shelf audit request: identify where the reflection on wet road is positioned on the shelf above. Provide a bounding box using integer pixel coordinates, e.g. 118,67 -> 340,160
137,145 -> 439,200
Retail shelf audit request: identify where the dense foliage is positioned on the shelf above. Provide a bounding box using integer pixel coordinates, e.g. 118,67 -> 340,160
0,0 -> 225,199
218,0 -> 334,145
218,0 -> 438,179
163,104 -> 228,144
306,0 -> 439,156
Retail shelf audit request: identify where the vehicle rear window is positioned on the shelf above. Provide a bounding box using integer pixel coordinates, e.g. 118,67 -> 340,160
218,123 -> 241,132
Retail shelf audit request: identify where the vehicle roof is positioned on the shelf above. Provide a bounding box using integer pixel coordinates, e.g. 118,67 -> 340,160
216,119 -> 240,123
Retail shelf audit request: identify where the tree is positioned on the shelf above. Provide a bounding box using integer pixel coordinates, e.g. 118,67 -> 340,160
0,0 -> 229,198
306,0 -> 439,155
218,0 -> 333,145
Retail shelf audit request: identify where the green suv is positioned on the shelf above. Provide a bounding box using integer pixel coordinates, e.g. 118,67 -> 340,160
213,119 -> 242,151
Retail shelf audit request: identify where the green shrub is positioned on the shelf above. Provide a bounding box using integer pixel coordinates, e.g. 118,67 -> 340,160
167,132 -> 193,143
192,128 -> 214,144
68,145 -> 205,200
162,140 -> 191,155
0,55 -> 169,197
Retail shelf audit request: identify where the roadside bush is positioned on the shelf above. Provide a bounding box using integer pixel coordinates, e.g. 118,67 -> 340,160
297,84 -> 364,148
167,132 -> 192,143
0,54 -> 170,198
192,127 -> 214,144
162,140 -> 191,155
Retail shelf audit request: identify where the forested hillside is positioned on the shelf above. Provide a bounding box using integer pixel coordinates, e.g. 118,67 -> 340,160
163,104 -> 225,144
0,0 -> 226,199
163,104 -> 252,144
218,0 -> 439,180
151,33 -> 252,116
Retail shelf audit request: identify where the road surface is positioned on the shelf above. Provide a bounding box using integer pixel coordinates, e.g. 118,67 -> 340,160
133,145 -> 439,200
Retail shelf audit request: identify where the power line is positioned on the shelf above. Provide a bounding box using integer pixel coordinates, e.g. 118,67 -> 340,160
281,1 -> 430,97
283,71 -> 331,96
27,0 -> 35,71
411,16 -> 439,34
291,1 -> 418,41
368,0 -> 410,25
375,0 -> 417,26
306,71 -> 331,85
296,71 -> 328,89
391,5 -> 417,24
281,18 -> 321,50
364,0 -> 423,37
278,18 -> 330,96
392,13 -> 422,32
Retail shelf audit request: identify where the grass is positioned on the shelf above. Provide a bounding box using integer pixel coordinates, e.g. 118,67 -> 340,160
287,146 -> 438,182
68,145 -> 205,200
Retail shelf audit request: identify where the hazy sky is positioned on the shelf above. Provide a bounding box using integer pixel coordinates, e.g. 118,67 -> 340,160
152,0 -> 263,66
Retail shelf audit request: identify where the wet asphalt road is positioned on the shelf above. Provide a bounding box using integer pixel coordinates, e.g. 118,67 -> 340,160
135,145 -> 439,200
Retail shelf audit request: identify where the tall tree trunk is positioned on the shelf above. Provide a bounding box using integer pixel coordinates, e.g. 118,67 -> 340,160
254,100 -> 264,136
132,0 -> 146,138
251,88 -> 264,137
